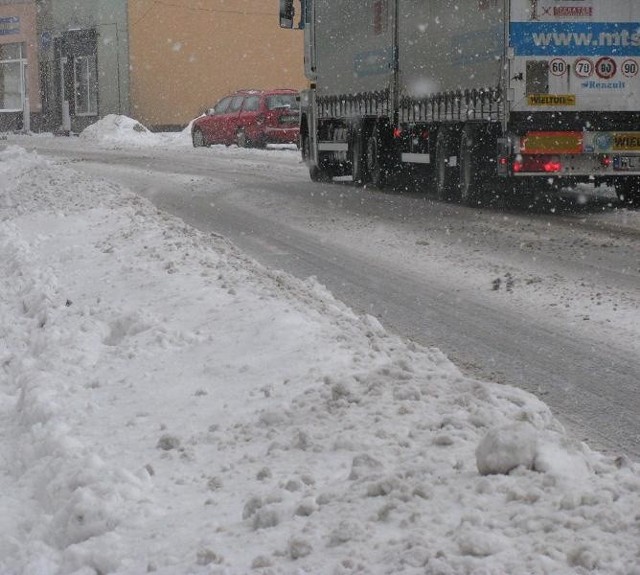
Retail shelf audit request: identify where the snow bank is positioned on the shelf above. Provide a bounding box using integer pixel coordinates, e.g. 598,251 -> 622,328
79,114 -> 161,147
2,142 -> 640,574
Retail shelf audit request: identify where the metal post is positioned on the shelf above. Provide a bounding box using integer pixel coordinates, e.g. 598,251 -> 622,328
22,62 -> 30,133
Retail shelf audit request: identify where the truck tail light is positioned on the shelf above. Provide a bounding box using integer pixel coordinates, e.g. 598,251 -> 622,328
544,160 -> 562,173
513,155 -> 562,173
497,155 -> 510,176
601,155 -> 612,168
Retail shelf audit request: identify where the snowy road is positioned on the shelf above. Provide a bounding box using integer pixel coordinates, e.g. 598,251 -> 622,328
13,134 -> 640,459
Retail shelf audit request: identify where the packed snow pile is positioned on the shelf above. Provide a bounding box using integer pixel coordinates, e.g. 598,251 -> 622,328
1,143 -> 640,574
79,114 -> 162,147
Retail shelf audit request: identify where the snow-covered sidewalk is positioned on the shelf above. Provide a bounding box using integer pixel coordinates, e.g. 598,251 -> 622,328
1,127 -> 640,574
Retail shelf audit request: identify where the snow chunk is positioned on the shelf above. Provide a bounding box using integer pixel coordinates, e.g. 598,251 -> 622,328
476,422 -> 538,475
457,528 -> 508,557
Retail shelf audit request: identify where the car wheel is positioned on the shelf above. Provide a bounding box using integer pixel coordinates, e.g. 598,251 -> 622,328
252,135 -> 267,149
192,128 -> 207,148
236,129 -> 249,148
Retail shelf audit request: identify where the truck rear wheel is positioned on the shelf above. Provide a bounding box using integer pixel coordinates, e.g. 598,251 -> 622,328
310,166 -> 332,182
615,179 -> 640,207
365,128 -> 387,188
352,130 -> 369,186
302,131 -> 331,183
459,124 -> 492,206
435,128 -> 460,202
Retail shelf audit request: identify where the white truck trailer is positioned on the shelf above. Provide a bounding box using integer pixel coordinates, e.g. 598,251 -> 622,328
280,0 -> 640,206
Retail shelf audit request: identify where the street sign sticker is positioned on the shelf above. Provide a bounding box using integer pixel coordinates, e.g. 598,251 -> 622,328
621,59 -> 639,78
595,57 -> 617,80
574,58 -> 593,79
550,58 -> 568,76
527,94 -> 576,106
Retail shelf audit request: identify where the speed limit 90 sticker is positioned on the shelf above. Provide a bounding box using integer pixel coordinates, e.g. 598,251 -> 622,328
621,59 -> 639,78
571,57 -> 639,79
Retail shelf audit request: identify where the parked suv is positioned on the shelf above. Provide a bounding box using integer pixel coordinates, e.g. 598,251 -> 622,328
192,89 -> 299,148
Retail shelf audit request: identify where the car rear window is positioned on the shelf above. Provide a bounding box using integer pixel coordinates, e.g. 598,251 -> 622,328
266,94 -> 299,111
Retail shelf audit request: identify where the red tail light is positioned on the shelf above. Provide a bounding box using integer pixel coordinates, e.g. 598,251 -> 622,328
544,160 -> 562,173
513,155 -> 562,173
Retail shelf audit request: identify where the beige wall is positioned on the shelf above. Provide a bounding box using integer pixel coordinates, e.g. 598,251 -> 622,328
0,1 -> 40,112
128,0 -> 306,128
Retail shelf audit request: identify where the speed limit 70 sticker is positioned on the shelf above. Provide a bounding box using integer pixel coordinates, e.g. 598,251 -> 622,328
574,58 -> 593,78
574,58 -> 638,80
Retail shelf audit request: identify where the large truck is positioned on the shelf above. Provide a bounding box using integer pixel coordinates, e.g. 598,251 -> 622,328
279,0 -> 640,206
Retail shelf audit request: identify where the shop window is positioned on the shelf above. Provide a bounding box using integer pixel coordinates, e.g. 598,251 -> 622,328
0,42 -> 24,112
74,54 -> 97,116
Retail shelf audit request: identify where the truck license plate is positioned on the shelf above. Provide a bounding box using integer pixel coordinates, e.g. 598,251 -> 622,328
613,156 -> 639,171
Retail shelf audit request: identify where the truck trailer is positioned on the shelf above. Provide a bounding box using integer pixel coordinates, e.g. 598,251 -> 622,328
279,0 -> 640,206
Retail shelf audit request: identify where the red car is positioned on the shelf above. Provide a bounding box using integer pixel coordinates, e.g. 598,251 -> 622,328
192,89 -> 300,148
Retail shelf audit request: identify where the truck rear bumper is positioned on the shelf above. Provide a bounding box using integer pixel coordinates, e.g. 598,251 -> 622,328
511,153 -> 640,178
507,131 -> 640,178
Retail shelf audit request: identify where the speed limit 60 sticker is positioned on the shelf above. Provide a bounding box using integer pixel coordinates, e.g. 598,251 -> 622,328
550,58 -> 568,76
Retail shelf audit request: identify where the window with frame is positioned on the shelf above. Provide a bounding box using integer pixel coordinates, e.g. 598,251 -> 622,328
243,96 -> 260,112
0,42 -> 25,112
74,54 -> 97,116
213,96 -> 232,114
228,95 -> 244,112
267,94 -> 298,110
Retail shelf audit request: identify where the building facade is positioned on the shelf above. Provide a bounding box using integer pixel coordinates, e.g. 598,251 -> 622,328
0,0 -> 40,132
37,0 -> 129,134
2,0 -> 305,133
127,0 -> 306,130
